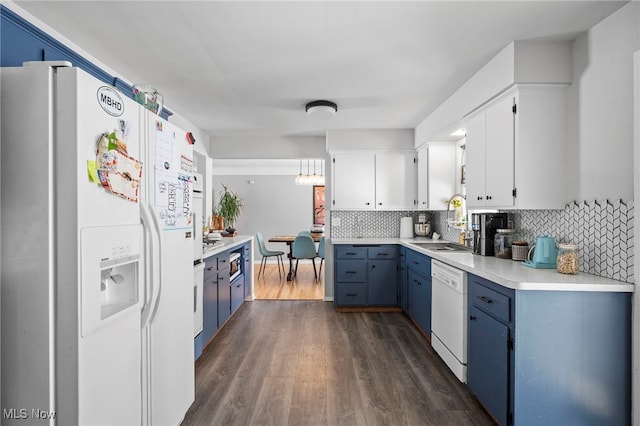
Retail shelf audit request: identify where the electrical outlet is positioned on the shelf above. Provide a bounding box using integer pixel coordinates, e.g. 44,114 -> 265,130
333,217 -> 341,227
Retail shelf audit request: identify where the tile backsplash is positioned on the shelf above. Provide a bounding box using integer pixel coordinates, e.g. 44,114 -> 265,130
331,199 -> 634,283
330,210 -> 429,239
505,200 -> 634,283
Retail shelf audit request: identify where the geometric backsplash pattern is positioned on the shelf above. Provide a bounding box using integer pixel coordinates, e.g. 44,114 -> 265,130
330,210 -> 428,239
331,210 -> 431,238
505,199 -> 634,283
331,198 -> 634,283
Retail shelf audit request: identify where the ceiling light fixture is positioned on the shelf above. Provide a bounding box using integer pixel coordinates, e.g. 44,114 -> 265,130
305,100 -> 337,119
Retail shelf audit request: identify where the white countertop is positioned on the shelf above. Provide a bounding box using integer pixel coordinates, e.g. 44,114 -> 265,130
202,235 -> 253,259
331,237 -> 634,293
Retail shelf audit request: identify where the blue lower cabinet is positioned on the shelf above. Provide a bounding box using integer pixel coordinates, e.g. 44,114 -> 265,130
467,275 -> 514,426
404,249 -> 431,334
243,242 -> 252,299
336,260 -> 367,282
368,259 -> 398,306
406,267 -> 431,334
335,283 -> 367,306
467,273 -> 632,425
398,247 -> 407,312
334,245 -> 398,307
468,305 -> 510,426
218,273 -> 232,327
231,275 -> 244,314
200,262 -> 218,346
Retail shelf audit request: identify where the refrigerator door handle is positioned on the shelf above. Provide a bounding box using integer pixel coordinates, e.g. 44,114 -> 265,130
140,204 -> 162,328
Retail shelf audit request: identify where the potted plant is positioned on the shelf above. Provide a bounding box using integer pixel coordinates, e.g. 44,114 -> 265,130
217,184 -> 243,234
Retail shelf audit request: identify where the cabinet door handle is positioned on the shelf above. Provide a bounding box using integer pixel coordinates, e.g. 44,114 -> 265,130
371,265 -> 376,269
478,296 -> 493,304
365,202 -> 371,205
477,196 -> 483,200
469,315 -> 477,321
486,195 -> 492,200
378,202 -> 382,206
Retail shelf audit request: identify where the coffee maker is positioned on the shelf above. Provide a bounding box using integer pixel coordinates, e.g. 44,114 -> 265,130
471,213 -> 509,256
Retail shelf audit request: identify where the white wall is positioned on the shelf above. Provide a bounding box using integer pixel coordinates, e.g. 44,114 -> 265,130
211,134 -> 325,159
327,129 -> 414,151
169,111 -> 211,158
211,174 -> 319,262
567,2 -> 639,201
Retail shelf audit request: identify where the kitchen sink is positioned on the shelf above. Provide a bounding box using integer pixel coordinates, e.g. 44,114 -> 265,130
409,242 -> 471,252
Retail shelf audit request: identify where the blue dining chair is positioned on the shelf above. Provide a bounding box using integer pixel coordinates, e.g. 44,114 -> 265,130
256,233 -> 285,279
291,235 -> 317,281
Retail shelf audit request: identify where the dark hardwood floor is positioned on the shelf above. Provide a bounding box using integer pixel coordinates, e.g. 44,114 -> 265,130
182,300 -> 495,426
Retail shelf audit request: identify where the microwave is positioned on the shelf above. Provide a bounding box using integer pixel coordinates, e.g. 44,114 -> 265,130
230,252 -> 241,281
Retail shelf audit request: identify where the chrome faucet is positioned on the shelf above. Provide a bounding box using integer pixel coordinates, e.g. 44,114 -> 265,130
446,193 -> 466,232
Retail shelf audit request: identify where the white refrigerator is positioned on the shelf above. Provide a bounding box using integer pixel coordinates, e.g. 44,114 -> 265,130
1,62 -> 194,425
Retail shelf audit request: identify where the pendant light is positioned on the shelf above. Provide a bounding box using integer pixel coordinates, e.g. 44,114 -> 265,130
304,159 -> 311,185
294,158 -> 326,185
294,159 -> 304,185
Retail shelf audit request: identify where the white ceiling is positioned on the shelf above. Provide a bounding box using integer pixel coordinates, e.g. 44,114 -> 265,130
14,1 -> 628,139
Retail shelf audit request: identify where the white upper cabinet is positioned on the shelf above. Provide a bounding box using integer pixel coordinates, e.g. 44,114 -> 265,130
465,94 -> 515,208
332,152 -> 376,209
417,142 -> 457,210
332,151 -> 417,210
375,152 -> 417,209
463,84 -> 568,210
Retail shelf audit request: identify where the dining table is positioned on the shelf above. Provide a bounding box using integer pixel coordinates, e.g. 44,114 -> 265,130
269,233 -> 324,281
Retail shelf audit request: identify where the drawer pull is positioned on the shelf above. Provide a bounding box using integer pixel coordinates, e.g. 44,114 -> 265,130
346,293 -> 358,297
346,271 -> 357,274
377,253 -> 389,256
346,252 -> 358,256
478,296 -> 493,304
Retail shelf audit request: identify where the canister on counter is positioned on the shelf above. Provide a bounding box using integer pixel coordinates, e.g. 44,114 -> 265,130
557,243 -> 579,274
511,240 -> 529,261
494,229 -> 515,259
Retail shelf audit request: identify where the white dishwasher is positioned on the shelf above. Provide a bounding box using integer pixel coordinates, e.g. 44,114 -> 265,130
431,259 -> 468,383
